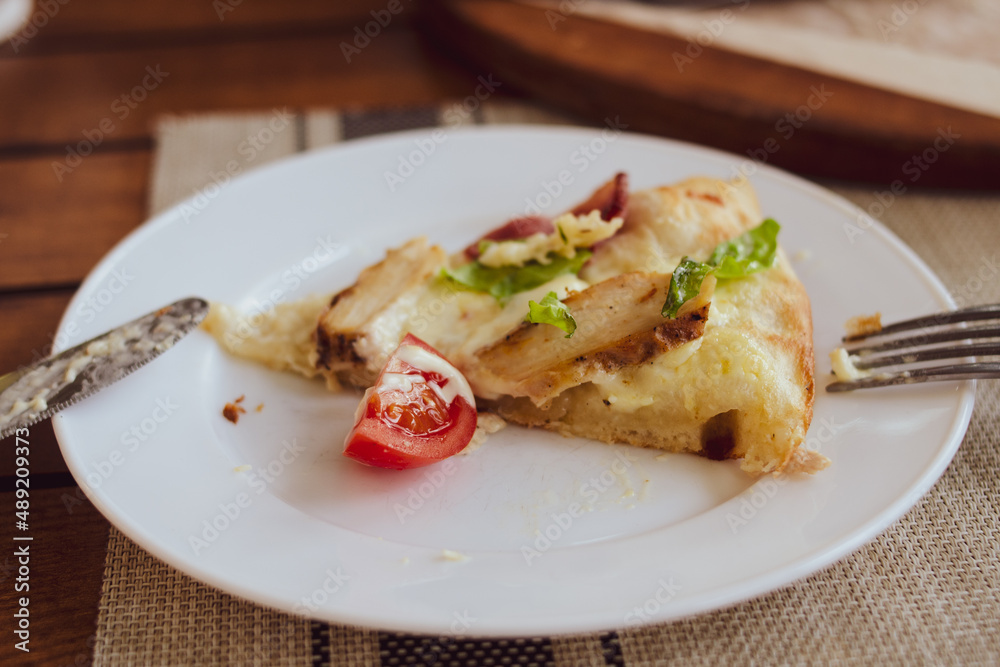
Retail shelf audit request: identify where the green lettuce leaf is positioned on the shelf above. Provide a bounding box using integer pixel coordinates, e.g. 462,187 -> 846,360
443,251 -> 591,302
662,219 -> 781,318
707,218 -> 780,279
661,258 -> 715,318
525,291 -> 577,337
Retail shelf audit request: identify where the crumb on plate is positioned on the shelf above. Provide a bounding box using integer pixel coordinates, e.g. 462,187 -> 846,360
222,394 -> 247,424
460,412 -> 507,456
845,312 -> 882,338
780,448 -> 831,475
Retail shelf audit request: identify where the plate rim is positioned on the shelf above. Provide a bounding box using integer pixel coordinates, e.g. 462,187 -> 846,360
52,124 -> 975,636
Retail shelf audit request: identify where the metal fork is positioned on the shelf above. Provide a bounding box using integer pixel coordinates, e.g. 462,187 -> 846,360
825,304 -> 1000,392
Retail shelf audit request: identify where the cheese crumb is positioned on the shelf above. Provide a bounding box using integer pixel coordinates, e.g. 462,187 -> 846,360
845,313 -> 882,338
441,549 -> 470,562
781,448 -> 831,474
461,412 -> 507,455
233,464 -> 252,473
830,348 -> 869,381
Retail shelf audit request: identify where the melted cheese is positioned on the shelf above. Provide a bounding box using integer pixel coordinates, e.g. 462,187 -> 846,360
412,274 -> 589,359
393,344 -> 475,408
477,211 -> 623,268
830,347 -> 869,381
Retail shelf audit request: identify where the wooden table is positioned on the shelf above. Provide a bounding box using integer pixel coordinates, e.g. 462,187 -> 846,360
2,2 -> 996,664
0,2 -> 479,663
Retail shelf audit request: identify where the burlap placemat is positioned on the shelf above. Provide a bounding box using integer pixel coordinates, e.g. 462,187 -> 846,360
93,101 -> 1000,665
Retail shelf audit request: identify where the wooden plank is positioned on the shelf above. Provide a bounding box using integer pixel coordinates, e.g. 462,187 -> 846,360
1,0 -> 394,55
422,0 -> 1000,188
0,290 -> 75,373
0,25 -> 474,149
0,150 -> 150,290
0,487 -> 110,665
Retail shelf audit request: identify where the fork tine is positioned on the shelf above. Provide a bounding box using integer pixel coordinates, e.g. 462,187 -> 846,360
845,322 -> 1000,356
852,341 -> 1000,370
826,362 -> 1000,392
843,303 -> 1000,342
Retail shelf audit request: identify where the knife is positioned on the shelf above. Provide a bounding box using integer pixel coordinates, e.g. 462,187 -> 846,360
0,297 -> 209,440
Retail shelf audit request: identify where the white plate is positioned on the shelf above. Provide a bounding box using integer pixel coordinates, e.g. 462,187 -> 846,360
53,126 -> 973,636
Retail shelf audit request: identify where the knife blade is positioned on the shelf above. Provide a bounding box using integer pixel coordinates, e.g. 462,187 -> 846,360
0,297 -> 209,440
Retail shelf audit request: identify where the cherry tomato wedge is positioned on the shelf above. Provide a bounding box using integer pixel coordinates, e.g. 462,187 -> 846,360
343,334 -> 477,470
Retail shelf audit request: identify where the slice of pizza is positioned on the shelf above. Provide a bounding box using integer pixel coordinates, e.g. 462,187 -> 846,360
303,174 -> 822,474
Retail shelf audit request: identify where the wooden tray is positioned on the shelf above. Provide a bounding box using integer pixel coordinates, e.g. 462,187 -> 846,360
421,0 -> 1000,188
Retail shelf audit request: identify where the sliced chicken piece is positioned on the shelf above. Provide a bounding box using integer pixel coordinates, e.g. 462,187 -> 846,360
467,272 -> 714,406
315,237 -> 447,387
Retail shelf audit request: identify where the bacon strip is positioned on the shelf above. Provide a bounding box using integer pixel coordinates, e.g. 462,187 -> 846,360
464,215 -> 553,259
463,172 -> 629,260
571,172 -> 628,222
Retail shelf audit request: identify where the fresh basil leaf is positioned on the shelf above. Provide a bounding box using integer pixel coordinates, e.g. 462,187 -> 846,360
525,291 -> 577,337
662,258 -> 714,318
443,250 -> 591,302
707,218 -> 780,278
662,219 -> 781,318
